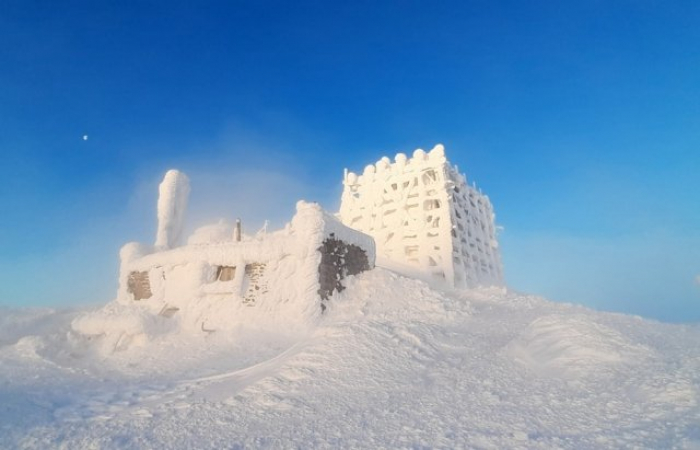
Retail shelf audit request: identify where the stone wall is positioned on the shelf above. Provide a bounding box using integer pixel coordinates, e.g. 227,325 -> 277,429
317,234 -> 371,310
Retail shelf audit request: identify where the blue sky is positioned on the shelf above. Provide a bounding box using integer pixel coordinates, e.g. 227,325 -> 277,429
1,0 -> 698,322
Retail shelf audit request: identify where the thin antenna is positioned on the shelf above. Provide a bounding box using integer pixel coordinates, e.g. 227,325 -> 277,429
234,218 -> 242,242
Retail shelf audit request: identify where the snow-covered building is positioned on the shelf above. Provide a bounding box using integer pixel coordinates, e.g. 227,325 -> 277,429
338,144 -> 503,289
116,170 -> 375,329
108,144 -> 501,335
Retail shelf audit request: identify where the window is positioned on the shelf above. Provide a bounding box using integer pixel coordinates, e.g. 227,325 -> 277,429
422,170 -> 437,185
127,271 -> 152,300
424,199 -> 441,211
216,266 -> 236,282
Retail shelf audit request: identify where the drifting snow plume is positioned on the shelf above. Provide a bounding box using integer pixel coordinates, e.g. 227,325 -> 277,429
187,220 -> 236,245
155,169 -> 190,249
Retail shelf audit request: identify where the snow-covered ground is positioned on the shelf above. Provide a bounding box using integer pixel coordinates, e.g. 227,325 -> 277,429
1,269 -> 698,449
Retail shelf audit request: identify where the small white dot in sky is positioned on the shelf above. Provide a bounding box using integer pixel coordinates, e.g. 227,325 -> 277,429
83,135 -> 89,141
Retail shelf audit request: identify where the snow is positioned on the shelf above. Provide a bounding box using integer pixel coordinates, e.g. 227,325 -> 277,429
187,219 -> 236,245
504,313 -> 652,377
86,200 -> 376,352
1,271 -> 699,449
155,169 -> 191,250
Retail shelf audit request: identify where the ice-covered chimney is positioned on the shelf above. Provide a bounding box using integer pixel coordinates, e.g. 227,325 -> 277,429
155,169 -> 190,250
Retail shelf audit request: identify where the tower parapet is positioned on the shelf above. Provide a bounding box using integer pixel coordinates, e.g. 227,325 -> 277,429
339,144 -> 503,288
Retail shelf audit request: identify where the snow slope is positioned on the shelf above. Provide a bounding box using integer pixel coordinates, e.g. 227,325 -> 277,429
1,269 -> 699,449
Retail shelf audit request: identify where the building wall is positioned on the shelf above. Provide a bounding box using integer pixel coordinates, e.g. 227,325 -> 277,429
115,202 -> 376,331
444,164 -> 503,288
339,144 -> 503,288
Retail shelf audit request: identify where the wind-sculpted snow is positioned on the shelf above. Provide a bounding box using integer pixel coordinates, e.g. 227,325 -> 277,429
504,314 -> 653,378
1,270 -> 699,449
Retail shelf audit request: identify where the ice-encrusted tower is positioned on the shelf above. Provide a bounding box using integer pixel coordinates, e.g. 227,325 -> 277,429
339,144 -> 503,288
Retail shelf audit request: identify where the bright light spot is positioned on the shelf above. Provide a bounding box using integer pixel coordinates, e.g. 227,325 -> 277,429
83,135 -> 89,141
695,275 -> 700,286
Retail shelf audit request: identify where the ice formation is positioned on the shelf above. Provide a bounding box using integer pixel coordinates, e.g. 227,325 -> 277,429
155,169 -> 191,250
339,144 -> 503,288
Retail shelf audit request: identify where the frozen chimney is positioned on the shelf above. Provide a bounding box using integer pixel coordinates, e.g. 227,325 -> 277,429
155,169 -> 190,250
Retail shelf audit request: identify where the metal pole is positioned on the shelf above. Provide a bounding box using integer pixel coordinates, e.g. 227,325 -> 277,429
234,218 -> 241,242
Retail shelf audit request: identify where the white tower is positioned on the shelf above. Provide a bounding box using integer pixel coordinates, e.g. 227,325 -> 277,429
155,169 -> 191,250
338,144 -> 503,288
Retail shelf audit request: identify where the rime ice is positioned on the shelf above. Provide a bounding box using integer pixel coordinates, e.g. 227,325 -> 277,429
82,146 -> 505,342
104,168 -> 375,340
155,169 -> 191,249
339,144 -> 503,288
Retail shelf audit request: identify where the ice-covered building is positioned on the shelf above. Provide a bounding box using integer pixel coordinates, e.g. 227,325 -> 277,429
338,144 -> 503,289
115,170 -> 375,331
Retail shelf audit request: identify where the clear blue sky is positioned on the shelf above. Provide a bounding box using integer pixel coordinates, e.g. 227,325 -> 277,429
1,0 -> 698,322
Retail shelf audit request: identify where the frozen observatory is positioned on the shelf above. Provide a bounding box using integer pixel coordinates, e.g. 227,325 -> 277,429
339,144 -> 503,289
112,144 -> 502,331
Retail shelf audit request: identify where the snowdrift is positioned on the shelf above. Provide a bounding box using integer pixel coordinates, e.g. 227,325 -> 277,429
504,313 -> 653,377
